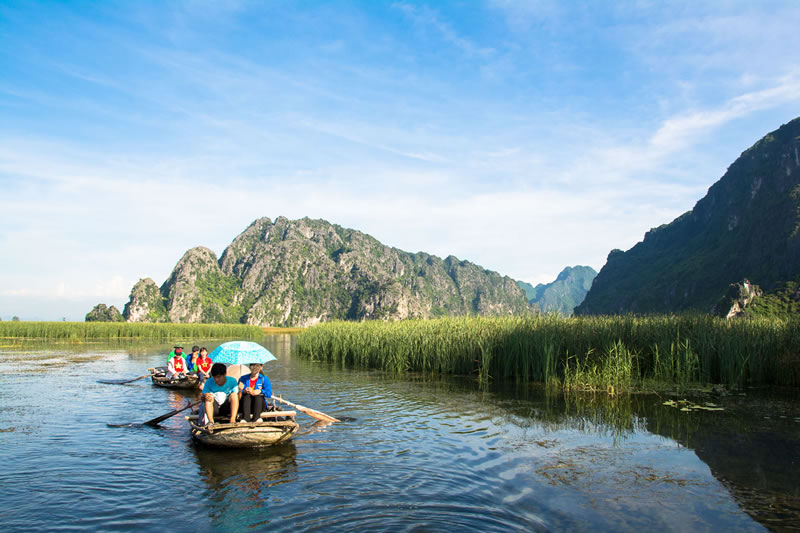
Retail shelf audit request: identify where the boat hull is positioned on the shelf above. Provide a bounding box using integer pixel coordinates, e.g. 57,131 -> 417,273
189,420 -> 298,448
149,366 -> 201,390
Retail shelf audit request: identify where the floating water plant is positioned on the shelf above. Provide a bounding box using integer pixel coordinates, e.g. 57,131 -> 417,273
662,399 -> 725,412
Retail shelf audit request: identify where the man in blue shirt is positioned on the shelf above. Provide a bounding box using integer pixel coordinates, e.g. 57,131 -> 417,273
199,363 -> 239,425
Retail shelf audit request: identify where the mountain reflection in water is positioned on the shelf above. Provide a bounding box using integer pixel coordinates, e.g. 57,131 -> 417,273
0,337 -> 796,531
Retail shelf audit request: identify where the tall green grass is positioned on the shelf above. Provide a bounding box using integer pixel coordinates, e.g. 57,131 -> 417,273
0,321 -> 263,340
293,315 -> 800,388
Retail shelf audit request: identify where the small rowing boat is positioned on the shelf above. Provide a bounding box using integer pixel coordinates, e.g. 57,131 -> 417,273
148,366 -> 201,390
186,410 -> 299,448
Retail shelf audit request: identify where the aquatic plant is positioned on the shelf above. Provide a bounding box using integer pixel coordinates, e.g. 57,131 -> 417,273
0,321 -> 263,340
293,315 -> 800,388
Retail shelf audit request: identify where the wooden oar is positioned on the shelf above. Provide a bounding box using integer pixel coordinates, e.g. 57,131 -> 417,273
97,373 -> 151,385
143,400 -> 202,427
271,396 -> 339,423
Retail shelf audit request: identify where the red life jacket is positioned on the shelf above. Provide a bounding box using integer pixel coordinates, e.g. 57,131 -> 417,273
197,357 -> 212,373
173,356 -> 186,373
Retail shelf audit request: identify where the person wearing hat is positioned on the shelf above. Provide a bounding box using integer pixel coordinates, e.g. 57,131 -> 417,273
167,346 -> 189,379
166,345 -> 187,379
167,345 -> 184,365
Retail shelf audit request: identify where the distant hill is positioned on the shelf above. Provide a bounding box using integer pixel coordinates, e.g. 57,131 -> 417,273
518,266 -> 597,315
576,117 -> 800,315
116,217 -> 536,326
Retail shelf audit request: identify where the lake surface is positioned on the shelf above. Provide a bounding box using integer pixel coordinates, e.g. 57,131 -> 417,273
1,336 -> 798,532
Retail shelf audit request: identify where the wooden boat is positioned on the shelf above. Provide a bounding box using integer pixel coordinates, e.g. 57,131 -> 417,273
148,366 -> 201,390
186,410 -> 299,448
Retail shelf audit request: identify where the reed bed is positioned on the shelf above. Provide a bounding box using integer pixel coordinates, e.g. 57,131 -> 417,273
0,321 -> 263,340
294,315 -> 800,388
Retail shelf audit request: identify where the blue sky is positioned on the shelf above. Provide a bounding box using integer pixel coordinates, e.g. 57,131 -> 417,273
2,1 -> 800,321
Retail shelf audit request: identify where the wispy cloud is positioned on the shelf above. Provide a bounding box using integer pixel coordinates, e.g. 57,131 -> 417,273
393,3 -> 495,58
3,1 -> 800,319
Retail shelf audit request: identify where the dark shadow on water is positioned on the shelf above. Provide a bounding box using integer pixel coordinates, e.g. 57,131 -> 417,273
489,381 -> 800,532
192,442 -> 300,531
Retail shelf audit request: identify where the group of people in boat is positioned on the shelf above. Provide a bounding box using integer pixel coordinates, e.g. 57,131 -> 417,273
166,345 -> 214,382
198,362 -> 272,425
165,345 -> 273,426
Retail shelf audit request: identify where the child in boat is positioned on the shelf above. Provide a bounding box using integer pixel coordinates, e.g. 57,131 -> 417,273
238,362 -> 272,422
166,347 -> 188,379
185,345 -> 200,371
199,363 -> 239,425
193,347 -> 213,385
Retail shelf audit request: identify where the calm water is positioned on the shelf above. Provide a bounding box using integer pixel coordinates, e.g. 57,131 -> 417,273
1,336 -> 798,532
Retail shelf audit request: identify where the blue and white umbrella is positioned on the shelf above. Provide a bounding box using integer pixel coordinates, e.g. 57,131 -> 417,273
208,341 -> 277,365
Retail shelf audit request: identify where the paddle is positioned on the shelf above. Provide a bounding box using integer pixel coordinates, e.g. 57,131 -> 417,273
97,374 -> 151,385
271,395 -> 339,423
143,400 -> 202,427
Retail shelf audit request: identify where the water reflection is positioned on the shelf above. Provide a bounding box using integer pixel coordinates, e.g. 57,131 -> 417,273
487,383 -> 800,530
194,443 -> 299,531
1,338 -> 796,531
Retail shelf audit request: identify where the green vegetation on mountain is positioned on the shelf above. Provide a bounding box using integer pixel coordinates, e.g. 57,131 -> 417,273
85,304 -> 124,322
118,217 -> 535,326
576,117 -> 800,315
518,266 -> 597,315
742,279 -> 800,318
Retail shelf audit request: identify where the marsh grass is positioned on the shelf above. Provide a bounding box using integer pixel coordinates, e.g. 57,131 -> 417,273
0,321 -> 263,340
294,315 -> 800,388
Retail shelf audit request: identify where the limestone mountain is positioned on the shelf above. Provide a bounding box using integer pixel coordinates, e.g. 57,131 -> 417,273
85,303 -> 124,322
576,117 -> 800,315
518,266 -> 597,315
122,217 -> 536,326
122,278 -> 169,322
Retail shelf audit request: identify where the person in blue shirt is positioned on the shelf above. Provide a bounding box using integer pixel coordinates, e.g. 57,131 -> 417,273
185,346 -> 200,372
199,363 -> 239,425
237,362 -> 272,422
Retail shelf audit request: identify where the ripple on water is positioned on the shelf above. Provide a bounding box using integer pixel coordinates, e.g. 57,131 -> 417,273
1,342 -> 785,532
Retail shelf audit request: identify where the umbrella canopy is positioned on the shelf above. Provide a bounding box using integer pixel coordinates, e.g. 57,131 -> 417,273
209,341 -> 277,366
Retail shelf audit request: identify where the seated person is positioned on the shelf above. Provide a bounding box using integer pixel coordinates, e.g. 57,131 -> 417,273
185,345 -> 200,371
166,348 -> 188,379
193,347 -> 213,385
199,363 -> 239,425
167,345 -> 184,365
238,363 -> 272,422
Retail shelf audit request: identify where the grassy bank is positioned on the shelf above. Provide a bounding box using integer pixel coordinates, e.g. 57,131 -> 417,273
262,326 -> 306,335
0,321 -> 264,340
293,315 -> 800,389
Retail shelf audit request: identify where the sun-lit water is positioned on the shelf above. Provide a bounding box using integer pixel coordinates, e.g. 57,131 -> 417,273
1,336 -> 797,531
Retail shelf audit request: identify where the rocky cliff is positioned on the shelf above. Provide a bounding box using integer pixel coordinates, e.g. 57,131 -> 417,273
576,117 -> 800,315
122,217 -> 536,326
518,266 -> 597,316
122,278 -> 169,322
85,303 -> 124,322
